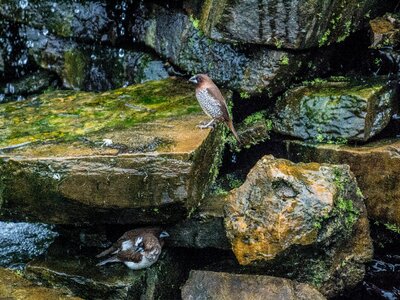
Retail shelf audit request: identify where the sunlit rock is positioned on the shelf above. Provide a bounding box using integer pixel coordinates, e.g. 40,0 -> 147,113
224,155 -> 372,297
199,0 -> 390,49
0,78 -> 225,224
0,267 -> 82,300
132,4 -> 325,96
284,139 -> 400,228
182,271 -> 326,300
273,77 -> 397,142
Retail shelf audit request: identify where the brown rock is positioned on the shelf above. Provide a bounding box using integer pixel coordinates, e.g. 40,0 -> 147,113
0,78 -> 224,224
181,271 -> 326,300
0,267 -> 81,300
224,155 -> 372,297
285,139 -> 400,227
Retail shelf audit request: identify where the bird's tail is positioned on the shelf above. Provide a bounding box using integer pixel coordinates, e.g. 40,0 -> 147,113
96,246 -> 117,258
97,256 -> 120,266
227,120 -> 241,144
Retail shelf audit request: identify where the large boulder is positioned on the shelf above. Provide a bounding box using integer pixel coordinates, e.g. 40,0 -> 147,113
273,77 -> 397,142
0,78 -> 225,224
224,155 -> 373,297
132,4 -> 325,96
284,139 -> 400,228
0,267 -> 82,300
200,0 -> 385,49
182,271 -> 326,300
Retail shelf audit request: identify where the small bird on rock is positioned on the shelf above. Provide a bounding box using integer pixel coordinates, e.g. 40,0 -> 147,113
189,74 -> 241,143
96,228 -> 169,270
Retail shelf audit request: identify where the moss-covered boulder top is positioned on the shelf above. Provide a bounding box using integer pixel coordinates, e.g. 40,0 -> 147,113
0,78 -> 208,157
0,79 -> 225,225
273,77 -> 397,142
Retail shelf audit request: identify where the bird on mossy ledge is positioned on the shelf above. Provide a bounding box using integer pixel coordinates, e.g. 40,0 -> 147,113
189,74 -> 241,143
96,228 -> 169,270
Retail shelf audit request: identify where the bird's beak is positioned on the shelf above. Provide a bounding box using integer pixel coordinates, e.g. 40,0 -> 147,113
159,231 -> 170,238
188,76 -> 198,84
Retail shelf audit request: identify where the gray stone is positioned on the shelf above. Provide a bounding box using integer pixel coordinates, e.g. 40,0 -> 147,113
0,222 -> 57,268
182,271 -> 326,300
23,27 -> 168,91
132,4 -> 320,95
273,78 -> 397,142
0,0 -> 113,42
200,0 -> 387,49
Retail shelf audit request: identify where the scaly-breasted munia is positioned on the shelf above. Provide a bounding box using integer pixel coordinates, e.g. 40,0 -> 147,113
189,74 -> 240,143
96,228 -> 169,270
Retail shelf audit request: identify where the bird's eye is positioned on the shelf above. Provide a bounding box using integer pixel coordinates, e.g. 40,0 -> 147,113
197,76 -> 202,82
139,242 -> 144,248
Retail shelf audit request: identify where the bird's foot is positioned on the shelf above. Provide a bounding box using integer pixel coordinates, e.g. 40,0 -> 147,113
196,120 -> 215,130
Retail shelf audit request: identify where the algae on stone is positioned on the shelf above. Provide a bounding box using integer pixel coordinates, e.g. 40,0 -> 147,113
273,77 -> 397,142
0,78 -> 225,224
0,267 -> 81,300
224,155 -> 372,297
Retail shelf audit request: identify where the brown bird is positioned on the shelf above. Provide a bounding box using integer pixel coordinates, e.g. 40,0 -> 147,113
96,228 -> 169,270
189,74 -> 240,143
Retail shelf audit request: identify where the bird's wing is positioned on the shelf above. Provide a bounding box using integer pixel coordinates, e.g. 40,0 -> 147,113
206,87 -> 230,122
117,250 -> 143,263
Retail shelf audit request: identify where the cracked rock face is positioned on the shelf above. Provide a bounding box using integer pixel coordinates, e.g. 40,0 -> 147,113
224,155 -> 372,297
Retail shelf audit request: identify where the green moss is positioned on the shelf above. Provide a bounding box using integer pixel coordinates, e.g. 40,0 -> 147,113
384,222 -> 400,234
63,50 -> 87,88
279,54 -> 289,66
240,91 -> 251,99
190,15 -> 200,30
318,29 -> 331,47
0,78 -> 201,148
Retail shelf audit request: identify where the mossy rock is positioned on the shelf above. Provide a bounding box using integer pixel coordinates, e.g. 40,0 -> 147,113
0,267 -> 81,300
273,77 -> 397,142
25,248 -> 190,300
0,78 -> 225,224
224,155 -> 372,297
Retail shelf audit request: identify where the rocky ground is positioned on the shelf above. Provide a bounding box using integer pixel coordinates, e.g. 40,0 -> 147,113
0,0 -> 399,299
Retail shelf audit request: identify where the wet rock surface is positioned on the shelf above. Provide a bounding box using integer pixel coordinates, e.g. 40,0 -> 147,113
132,4 -> 325,96
200,0 -> 385,49
224,155 -> 372,297
0,267 -> 82,300
0,78 -> 224,224
182,270 -> 326,300
24,26 -> 168,91
0,0 -> 114,42
284,139 -> 400,227
26,248 -> 189,300
273,78 -> 397,142
0,222 -> 57,268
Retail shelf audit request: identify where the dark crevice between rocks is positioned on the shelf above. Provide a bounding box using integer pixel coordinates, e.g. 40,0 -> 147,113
333,222 -> 400,300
